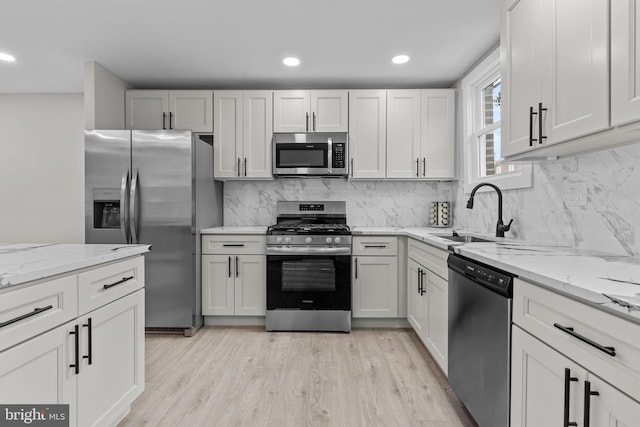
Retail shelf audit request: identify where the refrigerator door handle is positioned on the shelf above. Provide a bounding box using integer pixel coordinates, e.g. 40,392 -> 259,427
130,169 -> 140,244
120,170 -> 131,243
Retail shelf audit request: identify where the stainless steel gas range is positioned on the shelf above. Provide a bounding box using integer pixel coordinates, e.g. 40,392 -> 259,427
266,201 -> 352,332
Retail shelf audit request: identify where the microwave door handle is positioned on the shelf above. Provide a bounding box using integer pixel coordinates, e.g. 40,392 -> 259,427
120,170 -> 131,243
129,169 -> 139,244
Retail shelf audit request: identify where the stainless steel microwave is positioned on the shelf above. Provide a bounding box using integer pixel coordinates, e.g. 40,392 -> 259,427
272,133 -> 348,177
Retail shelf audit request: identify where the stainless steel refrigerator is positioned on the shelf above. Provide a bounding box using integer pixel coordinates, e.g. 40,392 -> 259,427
85,130 -> 222,335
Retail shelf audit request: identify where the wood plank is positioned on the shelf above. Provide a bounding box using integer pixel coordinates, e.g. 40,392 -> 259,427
118,327 -> 476,427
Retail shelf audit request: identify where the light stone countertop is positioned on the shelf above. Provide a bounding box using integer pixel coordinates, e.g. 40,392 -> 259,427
0,243 -> 151,288
201,226 -> 269,235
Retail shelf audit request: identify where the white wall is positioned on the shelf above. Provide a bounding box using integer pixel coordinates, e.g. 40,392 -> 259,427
84,61 -> 129,129
0,94 -> 85,243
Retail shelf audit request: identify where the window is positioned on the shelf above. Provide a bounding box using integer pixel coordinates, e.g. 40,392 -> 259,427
462,47 -> 532,193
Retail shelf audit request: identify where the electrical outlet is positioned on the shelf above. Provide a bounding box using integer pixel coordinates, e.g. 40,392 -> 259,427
564,183 -> 588,207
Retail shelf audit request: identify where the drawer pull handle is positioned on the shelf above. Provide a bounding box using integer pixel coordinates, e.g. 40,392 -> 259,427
103,276 -> 134,290
0,305 -> 54,328
222,244 -> 245,247
554,323 -> 616,356
364,245 -> 387,248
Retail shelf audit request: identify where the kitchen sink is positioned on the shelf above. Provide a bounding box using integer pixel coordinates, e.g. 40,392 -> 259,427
435,235 -> 494,243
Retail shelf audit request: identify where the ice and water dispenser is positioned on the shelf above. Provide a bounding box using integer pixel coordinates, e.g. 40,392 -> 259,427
92,189 -> 121,229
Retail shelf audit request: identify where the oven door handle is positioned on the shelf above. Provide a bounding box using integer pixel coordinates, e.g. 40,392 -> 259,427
266,246 -> 352,256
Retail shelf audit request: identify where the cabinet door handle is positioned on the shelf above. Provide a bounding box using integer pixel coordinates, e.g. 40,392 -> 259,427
169,112 -> 174,129
538,102 -> 547,144
83,318 -> 93,365
237,158 -> 241,177
69,324 -> 80,375
306,112 -> 309,132
228,256 -> 232,278
417,268 -> 422,294
355,257 -> 358,279
554,323 -> 616,356
529,106 -> 537,146
583,380 -> 599,427
235,256 -> 239,278
563,368 -> 579,427
422,157 -> 426,176
350,158 -> 354,178
420,270 -> 426,295
0,305 -> 53,329
244,157 -> 247,176
416,158 -> 420,177
103,276 -> 134,290
313,112 -> 316,131
162,112 -> 167,130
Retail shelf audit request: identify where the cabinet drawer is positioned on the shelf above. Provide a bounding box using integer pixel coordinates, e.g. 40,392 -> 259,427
78,256 -> 144,314
352,236 -> 398,256
514,278 -> 640,401
202,235 -> 266,254
407,238 -> 448,279
0,275 -> 77,352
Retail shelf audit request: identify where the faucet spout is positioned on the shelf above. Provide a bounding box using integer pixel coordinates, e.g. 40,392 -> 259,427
466,183 -> 513,238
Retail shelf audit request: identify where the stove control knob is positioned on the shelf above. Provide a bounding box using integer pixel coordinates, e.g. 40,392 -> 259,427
276,237 -> 283,244
334,237 -> 341,244
284,237 -> 292,244
325,237 -> 333,244
305,237 -> 313,244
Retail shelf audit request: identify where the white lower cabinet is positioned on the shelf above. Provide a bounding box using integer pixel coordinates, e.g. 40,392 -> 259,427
201,235 -> 266,317
406,238 -> 449,374
351,236 -> 398,318
511,278 -> 640,426
0,256 -> 146,427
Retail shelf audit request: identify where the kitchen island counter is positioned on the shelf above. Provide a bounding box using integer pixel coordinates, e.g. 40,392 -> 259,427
0,243 -> 150,288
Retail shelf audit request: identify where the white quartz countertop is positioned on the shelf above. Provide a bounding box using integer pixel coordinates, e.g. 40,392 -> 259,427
201,226 -> 268,235
0,243 -> 151,288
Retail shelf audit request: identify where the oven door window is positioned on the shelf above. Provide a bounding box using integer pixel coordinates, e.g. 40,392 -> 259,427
276,143 -> 328,168
282,259 -> 335,291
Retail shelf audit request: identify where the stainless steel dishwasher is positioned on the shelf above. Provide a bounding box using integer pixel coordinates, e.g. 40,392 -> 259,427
447,253 -> 515,427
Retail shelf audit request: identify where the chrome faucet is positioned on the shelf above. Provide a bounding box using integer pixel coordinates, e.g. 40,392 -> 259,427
466,183 -> 514,238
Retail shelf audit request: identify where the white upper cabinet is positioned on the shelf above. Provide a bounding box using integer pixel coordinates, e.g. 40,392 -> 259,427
387,89 -> 455,179
213,90 -> 273,179
611,0 -> 640,126
125,90 -> 213,132
273,90 -> 348,132
348,90 -> 387,179
502,0 -> 609,158
421,89 -> 455,179
386,90 -> 422,178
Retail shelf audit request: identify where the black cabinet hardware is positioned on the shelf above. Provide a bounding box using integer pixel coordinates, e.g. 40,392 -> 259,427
350,159 -> 354,177
417,268 -> 423,294
222,244 -> 245,247
554,323 -> 616,356
235,256 -> 239,278
422,158 -> 426,176
529,106 -> 538,146
83,318 -> 93,365
416,158 -> 420,177
313,112 -> 316,131
538,103 -> 547,144
355,258 -> 358,279
103,276 -> 134,290
169,112 -> 174,129
420,270 -> 426,295
583,380 -> 599,427
228,256 -> 232,278
563,368 -> 578,427
306,112 -> 309,131
70,324 -> 80,375
244,157 -> 247,176
162,112 -> 167,130
237,158 -> 241,177
364,245 -> 387,249
0,305 -> 53,328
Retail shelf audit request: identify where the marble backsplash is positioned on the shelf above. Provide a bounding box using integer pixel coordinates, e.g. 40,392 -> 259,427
451,142 -> 640,256
223,179 -> 454,227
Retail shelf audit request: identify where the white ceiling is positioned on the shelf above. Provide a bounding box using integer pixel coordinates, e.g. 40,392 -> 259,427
0,0 -> 500,93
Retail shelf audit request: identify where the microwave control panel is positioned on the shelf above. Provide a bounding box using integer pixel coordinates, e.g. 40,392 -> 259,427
333,143 -> 345,168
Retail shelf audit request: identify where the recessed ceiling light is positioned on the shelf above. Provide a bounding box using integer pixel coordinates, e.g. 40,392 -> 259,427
0,52 -> 16,62
392,54 -> 410,65
283,57 -> 300,67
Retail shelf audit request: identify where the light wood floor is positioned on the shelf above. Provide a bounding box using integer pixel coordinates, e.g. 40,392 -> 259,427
119,327 -> 477,427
